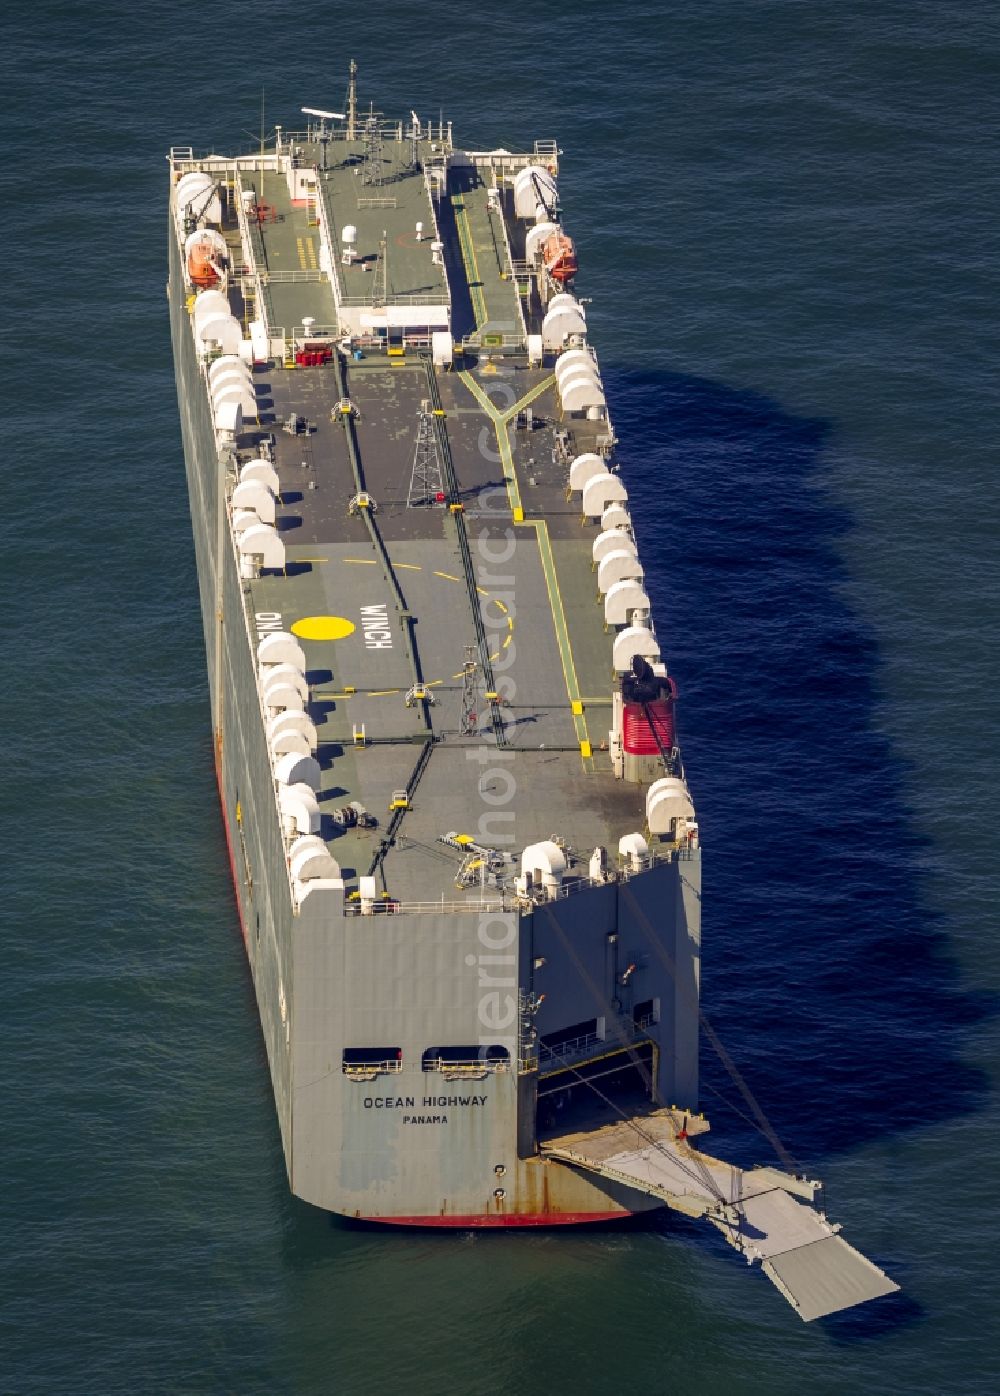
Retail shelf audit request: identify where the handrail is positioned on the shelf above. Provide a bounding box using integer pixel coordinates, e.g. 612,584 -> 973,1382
343,1060 -> 403,1077
422,1058 -> 509,1074
261,269 -> 325,284
540,1030 -> 601,1062
344,897 -> 508,916
337,292 -> 450,308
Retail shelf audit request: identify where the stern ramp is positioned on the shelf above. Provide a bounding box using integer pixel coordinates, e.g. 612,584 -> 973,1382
543,1112 -> 898,1322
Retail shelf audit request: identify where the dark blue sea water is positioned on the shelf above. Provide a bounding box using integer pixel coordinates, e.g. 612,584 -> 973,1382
4,2 -> 998,1392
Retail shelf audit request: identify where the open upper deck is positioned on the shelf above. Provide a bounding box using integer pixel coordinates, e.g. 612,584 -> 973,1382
169,114 -> 694,910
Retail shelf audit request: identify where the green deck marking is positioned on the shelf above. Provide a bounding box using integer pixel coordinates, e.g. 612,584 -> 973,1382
452,199 -> 487,328
459,372 -> 591,757
528,518 -> 590,751
499,374 -> 556,423
458,372 -> 523,516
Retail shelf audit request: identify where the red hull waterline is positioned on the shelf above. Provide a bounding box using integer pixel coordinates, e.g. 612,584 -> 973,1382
213,751 -> 639,1230
359,1211 -> 629,1227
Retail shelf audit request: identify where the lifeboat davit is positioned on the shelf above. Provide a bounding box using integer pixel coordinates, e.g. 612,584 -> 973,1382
187,232 -> 224,289
543,232 -> 578,283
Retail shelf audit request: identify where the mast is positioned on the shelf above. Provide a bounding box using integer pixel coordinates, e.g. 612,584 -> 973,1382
346,58 -> 358,140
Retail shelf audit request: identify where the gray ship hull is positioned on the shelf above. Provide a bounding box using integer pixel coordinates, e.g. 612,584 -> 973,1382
167,135 -> 703,1224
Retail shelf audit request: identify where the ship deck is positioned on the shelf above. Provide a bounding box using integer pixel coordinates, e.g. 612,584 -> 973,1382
247,358 -> 643,899
222,136 -> 656,901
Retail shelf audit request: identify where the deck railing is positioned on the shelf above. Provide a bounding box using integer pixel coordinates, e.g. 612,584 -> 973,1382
343,1060 -> 404,1079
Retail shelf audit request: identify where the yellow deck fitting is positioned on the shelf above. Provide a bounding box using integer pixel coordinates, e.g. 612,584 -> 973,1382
571,700 -> 584,716
580,740 -> 592,758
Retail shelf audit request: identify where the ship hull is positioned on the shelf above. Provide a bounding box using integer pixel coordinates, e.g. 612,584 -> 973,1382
167,168 -> 702,1227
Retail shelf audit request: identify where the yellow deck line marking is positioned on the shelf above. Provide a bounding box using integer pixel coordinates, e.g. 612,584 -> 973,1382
369,690 -> 400,697
296,236 -> 307,270
433,570 -> 461,581
528,517 -> 589,750
476,585 -> 489,596
292,556 -> 329,563
502,634 -> 512,649
456,378 -> 591,756
458,373 -> 523,515
395,562 -> 421,571
343,557 -> 377,564
500,375 -> 556,423
495,600 -> 508,614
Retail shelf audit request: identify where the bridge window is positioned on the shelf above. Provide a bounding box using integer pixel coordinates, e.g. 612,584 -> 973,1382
342,1047 -> 402,1077
422,1045 -> 510,1073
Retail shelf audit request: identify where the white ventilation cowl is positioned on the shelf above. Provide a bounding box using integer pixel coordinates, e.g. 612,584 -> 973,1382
266,709 -> 317,751
592,527 -> 636,565
288,835 -> 341,884
646,777 -> 695,836
240,459 -> 280,493
612,625 -> 660,674
597,549 -> 644,594
278,783 -> 320,836
582,473 -> 628,519
232,478 -> 276,524
238,524 -> 285,571
258,632 -> 306,670
604,579 -> 650,627
262,664 -> 308,704
619,832 -> 649,871
569,453 -> 607,492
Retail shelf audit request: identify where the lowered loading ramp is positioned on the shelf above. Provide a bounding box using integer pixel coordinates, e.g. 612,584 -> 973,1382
543,1111 -> 899,1322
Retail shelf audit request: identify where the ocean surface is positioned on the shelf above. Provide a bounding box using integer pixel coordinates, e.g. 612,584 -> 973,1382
3,2 -> 998,1392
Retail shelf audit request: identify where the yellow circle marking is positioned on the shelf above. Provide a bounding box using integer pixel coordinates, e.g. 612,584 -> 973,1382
291,615 -> 356,641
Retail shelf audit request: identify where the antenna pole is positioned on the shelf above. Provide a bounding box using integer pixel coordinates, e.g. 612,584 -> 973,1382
408,400 -> 446,508
347,59 -> 358,140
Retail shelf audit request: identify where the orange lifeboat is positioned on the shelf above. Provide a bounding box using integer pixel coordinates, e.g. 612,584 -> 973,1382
543,232 -> 578,284
187,233 -> 223,288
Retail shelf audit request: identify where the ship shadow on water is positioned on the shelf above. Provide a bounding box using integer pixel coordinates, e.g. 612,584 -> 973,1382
257,365 -> 984,1341
602,363 -> 992,1334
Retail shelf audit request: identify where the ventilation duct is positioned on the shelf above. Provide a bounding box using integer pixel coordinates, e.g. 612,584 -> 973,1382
258,632 -> 307,670
569,452 -> 607,492
597,549 -> 644,594
581,472 -> 628,518
273,752 -> 321,791
612,624 -> 660,674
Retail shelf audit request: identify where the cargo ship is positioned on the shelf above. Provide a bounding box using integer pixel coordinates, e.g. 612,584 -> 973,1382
167,63 -> 898,1321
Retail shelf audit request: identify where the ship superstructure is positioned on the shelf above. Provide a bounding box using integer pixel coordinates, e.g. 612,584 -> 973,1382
167,67 -> 898,1321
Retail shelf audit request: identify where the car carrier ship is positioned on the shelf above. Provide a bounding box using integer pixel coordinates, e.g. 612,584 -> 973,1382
167,63 -> 898,1322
